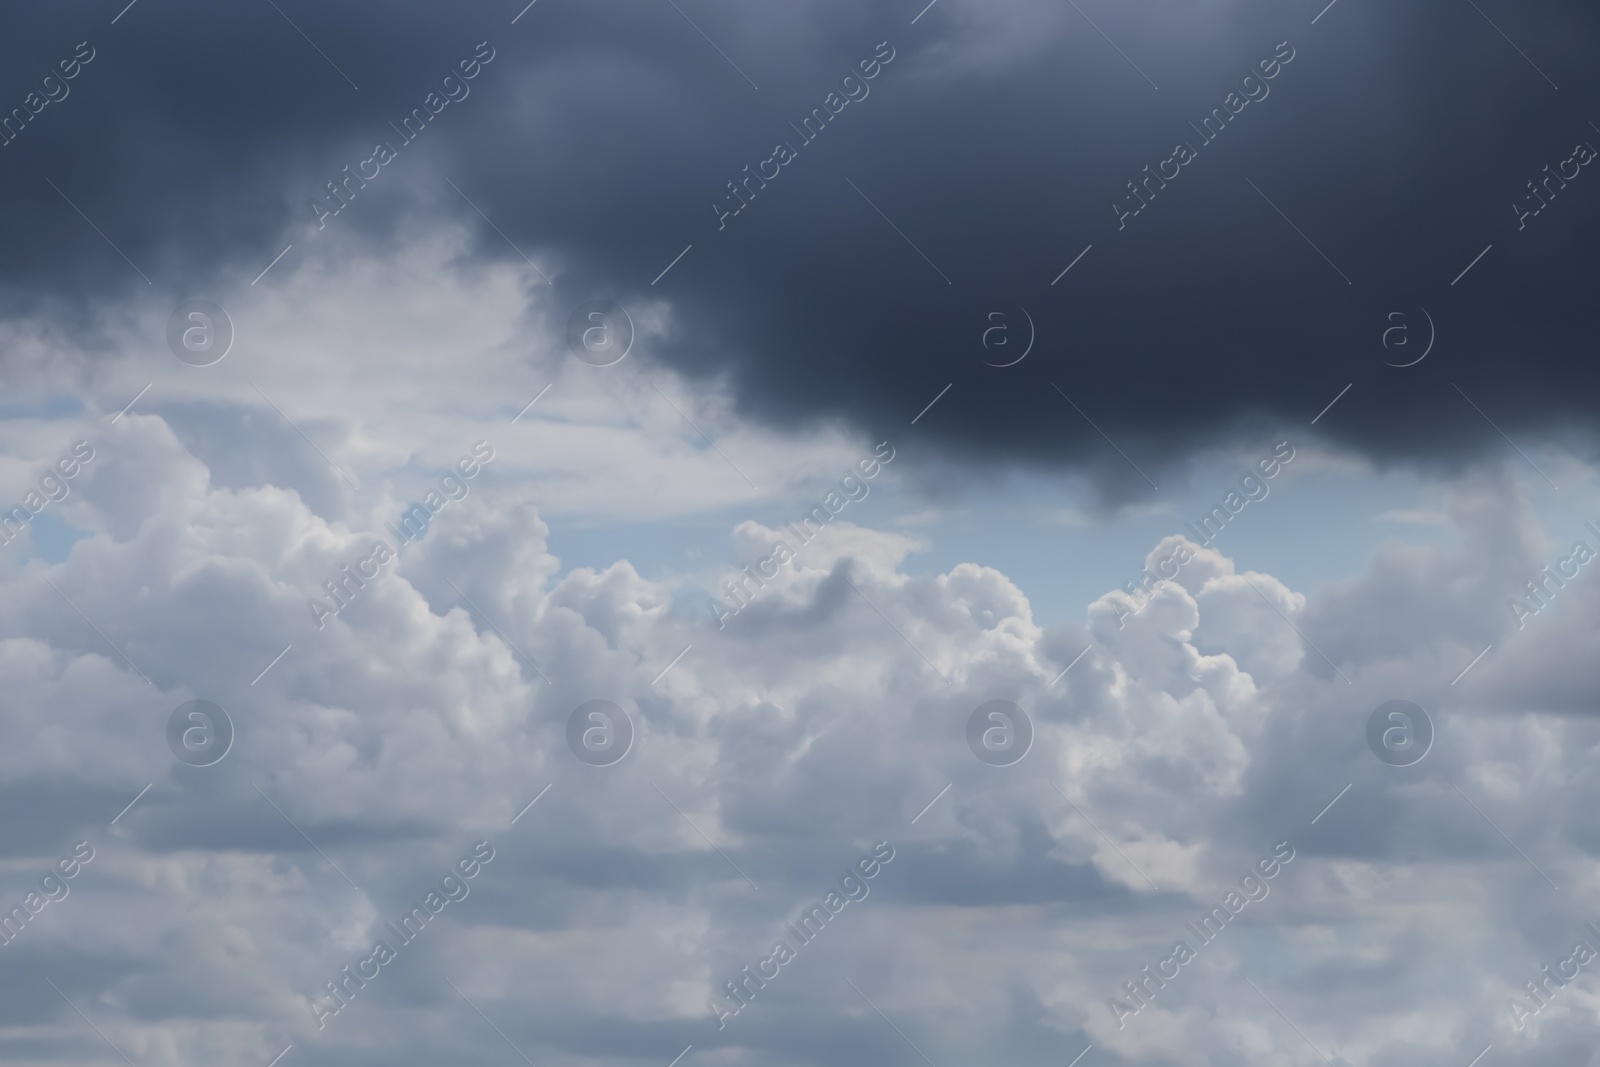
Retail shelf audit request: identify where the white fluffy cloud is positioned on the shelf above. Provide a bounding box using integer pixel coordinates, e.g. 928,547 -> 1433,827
4,234 -> 1600,1067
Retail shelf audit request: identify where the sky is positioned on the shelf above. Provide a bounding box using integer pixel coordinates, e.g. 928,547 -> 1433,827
1,1 -> 1599,1066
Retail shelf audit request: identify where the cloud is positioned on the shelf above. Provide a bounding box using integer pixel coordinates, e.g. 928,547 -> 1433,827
3,8 -> 1600,1049
1,0 -> 1595,491
6,310 -> 1599,1067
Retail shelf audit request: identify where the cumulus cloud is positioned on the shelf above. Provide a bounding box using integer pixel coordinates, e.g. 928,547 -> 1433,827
6,291 -> 1600,1067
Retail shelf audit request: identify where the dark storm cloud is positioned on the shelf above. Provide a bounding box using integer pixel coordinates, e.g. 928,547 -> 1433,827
2,0 -> 1597,491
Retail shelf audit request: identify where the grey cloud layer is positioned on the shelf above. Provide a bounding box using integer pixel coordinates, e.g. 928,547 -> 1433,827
1,0 -> 1596,491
